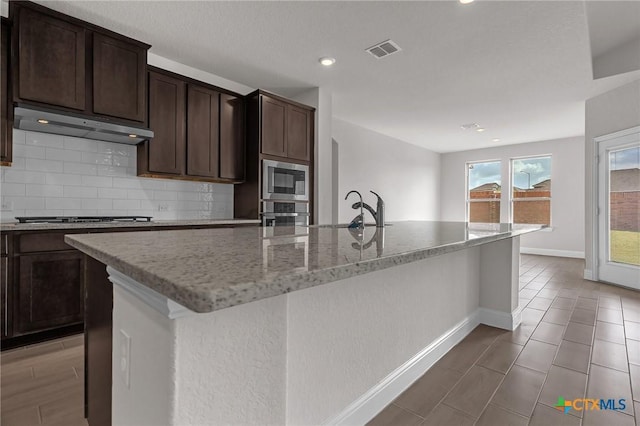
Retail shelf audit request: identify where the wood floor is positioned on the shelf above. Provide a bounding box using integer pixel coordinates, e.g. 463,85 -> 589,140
1,334 -> 87,426
369,254 -> 640,426
1,255 -> 639,426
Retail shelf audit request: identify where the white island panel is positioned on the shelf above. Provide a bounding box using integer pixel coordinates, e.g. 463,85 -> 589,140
107,235 -> 521,425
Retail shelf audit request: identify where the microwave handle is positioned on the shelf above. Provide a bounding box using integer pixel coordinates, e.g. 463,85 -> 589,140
263,213 -> 309,217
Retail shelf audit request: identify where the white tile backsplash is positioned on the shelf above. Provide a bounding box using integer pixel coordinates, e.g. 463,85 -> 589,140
1,130 -> 234,221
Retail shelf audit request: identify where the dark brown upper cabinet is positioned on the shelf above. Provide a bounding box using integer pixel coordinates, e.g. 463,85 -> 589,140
14,6 -> 86,110
93,33 -> 146,122
187,84 -> 220,178
138,70 -> 186,176
10,1 -> 150,124
287,104 -> 312,162
261,96 -> 287,158
257,92 -> 314,162
220,93 -> 245,181
1,18 -> 12,166
137,67 -> 245,184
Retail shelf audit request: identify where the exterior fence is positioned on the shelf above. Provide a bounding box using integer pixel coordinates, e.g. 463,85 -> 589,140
611,191 -> 640,232
469,188 -> 638,232
469,190 -> 551,225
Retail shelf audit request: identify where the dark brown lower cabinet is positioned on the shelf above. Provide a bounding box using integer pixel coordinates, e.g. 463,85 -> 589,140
16,251 -> 84,335
1,256 -> 9,339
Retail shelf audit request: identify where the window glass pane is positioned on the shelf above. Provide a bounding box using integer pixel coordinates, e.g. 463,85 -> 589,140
511,156 -> 551,225
609,146 -> 640,266
468,161 -> 501,223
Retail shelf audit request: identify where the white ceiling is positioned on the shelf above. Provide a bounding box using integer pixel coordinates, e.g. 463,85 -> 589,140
34,1 -> 640,153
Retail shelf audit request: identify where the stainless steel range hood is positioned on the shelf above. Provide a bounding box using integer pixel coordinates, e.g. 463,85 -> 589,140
14,106 -> 154,145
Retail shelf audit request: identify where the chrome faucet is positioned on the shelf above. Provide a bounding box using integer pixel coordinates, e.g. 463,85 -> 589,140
345,190 -> 364,229
350,191 -> 385,227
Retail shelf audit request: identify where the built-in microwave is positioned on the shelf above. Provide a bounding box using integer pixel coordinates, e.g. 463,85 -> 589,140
262,160 -> 309,201
262,201 -> 309,228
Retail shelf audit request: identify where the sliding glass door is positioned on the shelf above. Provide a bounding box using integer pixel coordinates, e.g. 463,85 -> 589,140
597,128 -> 640,289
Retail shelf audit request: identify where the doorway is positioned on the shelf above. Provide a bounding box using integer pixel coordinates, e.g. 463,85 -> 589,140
596,127 -> 640,289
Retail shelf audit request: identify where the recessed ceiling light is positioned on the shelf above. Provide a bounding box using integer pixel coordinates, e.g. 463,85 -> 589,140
476,127 -> 486,133
319,57 -> 336,66
492,138 -> 501,142
459,0 -> 475,4
37,119 -> 49,124
128,134 -> 138,138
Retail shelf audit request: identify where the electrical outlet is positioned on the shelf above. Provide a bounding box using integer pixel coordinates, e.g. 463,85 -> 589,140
119,330 -> 131,389
157,204 -> 169,212
0,200 -> 13,211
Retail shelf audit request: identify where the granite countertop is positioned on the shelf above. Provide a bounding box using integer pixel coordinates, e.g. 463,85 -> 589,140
0,218 -> 260,232
65,221 -> 544,314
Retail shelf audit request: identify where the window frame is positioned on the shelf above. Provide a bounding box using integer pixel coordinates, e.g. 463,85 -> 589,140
465,159 -> 502,223
509,154 -> 553,226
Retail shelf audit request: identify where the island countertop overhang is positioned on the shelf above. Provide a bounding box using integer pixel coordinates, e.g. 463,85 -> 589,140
65,221 -> 544,313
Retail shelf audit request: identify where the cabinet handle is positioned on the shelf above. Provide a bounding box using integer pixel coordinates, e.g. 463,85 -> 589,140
3,258 -> 7,337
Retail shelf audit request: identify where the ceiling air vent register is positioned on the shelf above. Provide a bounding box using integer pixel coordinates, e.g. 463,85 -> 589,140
366,39 -> 402,59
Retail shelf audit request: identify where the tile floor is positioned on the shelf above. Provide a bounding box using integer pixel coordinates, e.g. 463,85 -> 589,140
1,334 -> 87,426
369,254 -> 640,426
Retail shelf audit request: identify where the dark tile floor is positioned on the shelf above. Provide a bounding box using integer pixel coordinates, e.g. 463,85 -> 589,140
368,254 -> 640,426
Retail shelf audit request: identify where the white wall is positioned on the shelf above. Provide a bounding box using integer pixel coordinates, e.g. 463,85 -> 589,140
0,129 -> 233,221
292,88 -> 335,225
332,118 -> 440,224
440,136 -> 585,257
147,53 -> 254,95
584,79 -> 640,276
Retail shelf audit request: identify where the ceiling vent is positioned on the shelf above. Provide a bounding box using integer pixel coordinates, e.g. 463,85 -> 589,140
460,123 -> 480,130
366,39 -> 402,59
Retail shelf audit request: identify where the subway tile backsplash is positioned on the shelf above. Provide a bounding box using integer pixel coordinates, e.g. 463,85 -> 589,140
0,129 -> 233,221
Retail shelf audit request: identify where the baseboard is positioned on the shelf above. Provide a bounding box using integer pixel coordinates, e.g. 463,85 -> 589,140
478,306 -> 521,331
583,269 -> 594,280
324,313 -> 480,425
520,247 -> 585,259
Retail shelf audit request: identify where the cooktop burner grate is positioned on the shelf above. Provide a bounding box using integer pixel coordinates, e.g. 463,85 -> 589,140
16,216 -> 153,224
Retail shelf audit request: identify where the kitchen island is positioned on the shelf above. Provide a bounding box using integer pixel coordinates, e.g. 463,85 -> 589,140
66,221 -> 543,426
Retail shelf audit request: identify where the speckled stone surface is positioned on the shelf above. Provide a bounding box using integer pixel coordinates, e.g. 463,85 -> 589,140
0,219 -> 260,232
65,221 -> 544,313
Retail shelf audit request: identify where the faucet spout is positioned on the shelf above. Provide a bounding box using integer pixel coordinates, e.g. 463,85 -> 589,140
345,190 -> 365,229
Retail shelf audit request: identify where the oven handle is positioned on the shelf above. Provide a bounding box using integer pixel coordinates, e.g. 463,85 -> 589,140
262,213 -> 310,217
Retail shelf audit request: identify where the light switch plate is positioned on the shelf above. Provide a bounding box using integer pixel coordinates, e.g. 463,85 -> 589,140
119,330 -> 131,389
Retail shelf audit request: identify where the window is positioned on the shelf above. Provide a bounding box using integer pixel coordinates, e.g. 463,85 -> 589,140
511,155 -> 552,225
467,160 -> 501,223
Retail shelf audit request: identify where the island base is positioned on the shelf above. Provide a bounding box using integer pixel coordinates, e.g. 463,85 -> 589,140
107,237 -> 521,425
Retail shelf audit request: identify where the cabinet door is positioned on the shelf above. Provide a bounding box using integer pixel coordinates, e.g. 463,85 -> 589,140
1,19 -> 12,164
187,85 -> 219,178
16,251 -> 84,335
16,7 -> 86,110
261,96 -> 287,157
148,71 -> 186,175
287,105 -> 312,161
220,93 -> 245,181
1,256 -> 9,339
93,33 -> 146,122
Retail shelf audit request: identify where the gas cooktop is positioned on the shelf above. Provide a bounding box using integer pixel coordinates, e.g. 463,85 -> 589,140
16,216 -> 153,224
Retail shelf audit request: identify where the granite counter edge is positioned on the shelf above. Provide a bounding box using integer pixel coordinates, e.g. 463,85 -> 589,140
65,227 -> 540,314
